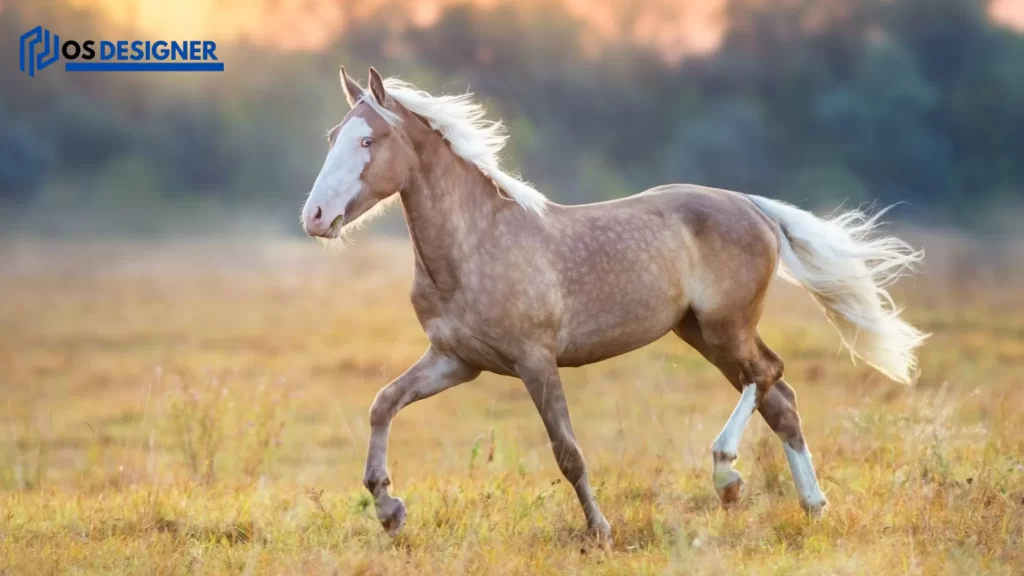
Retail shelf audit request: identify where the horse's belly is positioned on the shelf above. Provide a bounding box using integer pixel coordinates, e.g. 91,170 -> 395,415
555,297 -> 683,367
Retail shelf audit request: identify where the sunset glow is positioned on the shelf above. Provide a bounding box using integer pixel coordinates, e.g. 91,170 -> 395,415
993,0 -> 1024,31
59,0 -> 726,59
62,0 -> 1024,60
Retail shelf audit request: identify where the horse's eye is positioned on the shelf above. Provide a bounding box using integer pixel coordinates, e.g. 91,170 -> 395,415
360,137 -> 374,148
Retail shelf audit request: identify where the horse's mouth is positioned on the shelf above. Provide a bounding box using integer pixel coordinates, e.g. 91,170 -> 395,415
326,215 -> 345,238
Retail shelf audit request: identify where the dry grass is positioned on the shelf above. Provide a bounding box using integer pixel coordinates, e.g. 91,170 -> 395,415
1,234 -> 1022,574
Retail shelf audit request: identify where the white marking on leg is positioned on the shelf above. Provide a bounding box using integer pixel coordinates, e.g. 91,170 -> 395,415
712,385 -> 757,494
782,441 -> 828,512
712,385 -> 757,457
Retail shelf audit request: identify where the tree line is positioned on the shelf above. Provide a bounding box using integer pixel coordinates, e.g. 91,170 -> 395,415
1,0 -> 1021,234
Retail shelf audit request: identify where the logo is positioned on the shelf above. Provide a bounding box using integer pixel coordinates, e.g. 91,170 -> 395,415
20,26 -> 60,77
18,26 -> 224,77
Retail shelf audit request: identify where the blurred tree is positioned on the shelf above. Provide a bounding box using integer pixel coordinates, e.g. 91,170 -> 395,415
0,0 -> 1022,233
659,96 -> 776,194
814,39 -> 952,208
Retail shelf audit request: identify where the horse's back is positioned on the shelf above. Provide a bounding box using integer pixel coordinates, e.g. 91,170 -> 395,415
543,185 -> 780,366
551,184 -> 779,268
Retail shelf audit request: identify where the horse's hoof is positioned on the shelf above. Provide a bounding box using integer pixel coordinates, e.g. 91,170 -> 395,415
714,469 -> 744,506
587,517 -> 612,545
376,496 -> 407,536
801,497 -> 829,518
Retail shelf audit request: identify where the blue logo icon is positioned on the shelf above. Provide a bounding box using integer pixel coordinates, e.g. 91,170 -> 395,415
20,26 -> 60,77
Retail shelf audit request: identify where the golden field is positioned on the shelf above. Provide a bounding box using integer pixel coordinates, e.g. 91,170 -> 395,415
1,233 -> 1022,575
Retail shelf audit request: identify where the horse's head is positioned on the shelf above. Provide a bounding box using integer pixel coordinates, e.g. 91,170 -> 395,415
302,67 -> 415,238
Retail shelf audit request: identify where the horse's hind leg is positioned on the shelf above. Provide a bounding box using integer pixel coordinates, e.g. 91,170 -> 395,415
769,381 -> 828,514
684,315 -> 782,506
675,314 -> 827,514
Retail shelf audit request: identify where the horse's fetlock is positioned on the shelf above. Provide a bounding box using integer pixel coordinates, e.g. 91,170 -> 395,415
711,449 -> 736,464
363,472 -> 390,494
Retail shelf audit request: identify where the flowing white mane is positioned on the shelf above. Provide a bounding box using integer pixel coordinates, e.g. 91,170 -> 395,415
361,78 -> 548,216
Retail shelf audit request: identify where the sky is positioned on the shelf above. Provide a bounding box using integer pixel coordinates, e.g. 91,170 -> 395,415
44,0 -> 1024,62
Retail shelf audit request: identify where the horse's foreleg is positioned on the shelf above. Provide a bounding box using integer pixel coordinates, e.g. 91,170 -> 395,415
363,347 -> 479,535
517,356 -> 611,542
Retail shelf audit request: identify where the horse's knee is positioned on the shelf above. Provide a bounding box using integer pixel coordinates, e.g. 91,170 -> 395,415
369,390 -> 397,428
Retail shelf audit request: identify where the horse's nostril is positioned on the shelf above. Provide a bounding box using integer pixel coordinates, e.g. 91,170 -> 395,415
314,206 -> 322,221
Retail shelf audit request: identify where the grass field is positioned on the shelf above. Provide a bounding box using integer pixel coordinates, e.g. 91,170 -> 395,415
1,234 -> 1023,574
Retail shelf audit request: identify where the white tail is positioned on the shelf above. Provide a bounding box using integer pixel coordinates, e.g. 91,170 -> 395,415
747,195 -> 928,384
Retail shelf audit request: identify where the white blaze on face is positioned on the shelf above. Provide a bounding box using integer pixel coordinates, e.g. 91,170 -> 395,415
302,117 -> 372,236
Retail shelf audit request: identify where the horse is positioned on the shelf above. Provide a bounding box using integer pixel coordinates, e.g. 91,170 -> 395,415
300,66 -> 927,541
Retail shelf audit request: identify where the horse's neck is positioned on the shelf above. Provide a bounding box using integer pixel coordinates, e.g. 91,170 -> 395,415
400,144 -> 502,292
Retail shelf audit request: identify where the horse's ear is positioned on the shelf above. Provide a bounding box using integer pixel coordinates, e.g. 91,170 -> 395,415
340,66 -> 364,108
368,67 -> 387,106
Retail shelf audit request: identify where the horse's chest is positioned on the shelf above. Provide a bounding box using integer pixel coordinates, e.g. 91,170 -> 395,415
418,313 -> 515,374
421,315 -> 462,349
410,285 -> 529,375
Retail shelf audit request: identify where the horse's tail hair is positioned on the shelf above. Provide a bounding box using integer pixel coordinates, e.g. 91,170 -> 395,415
747,195 -> 928,385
